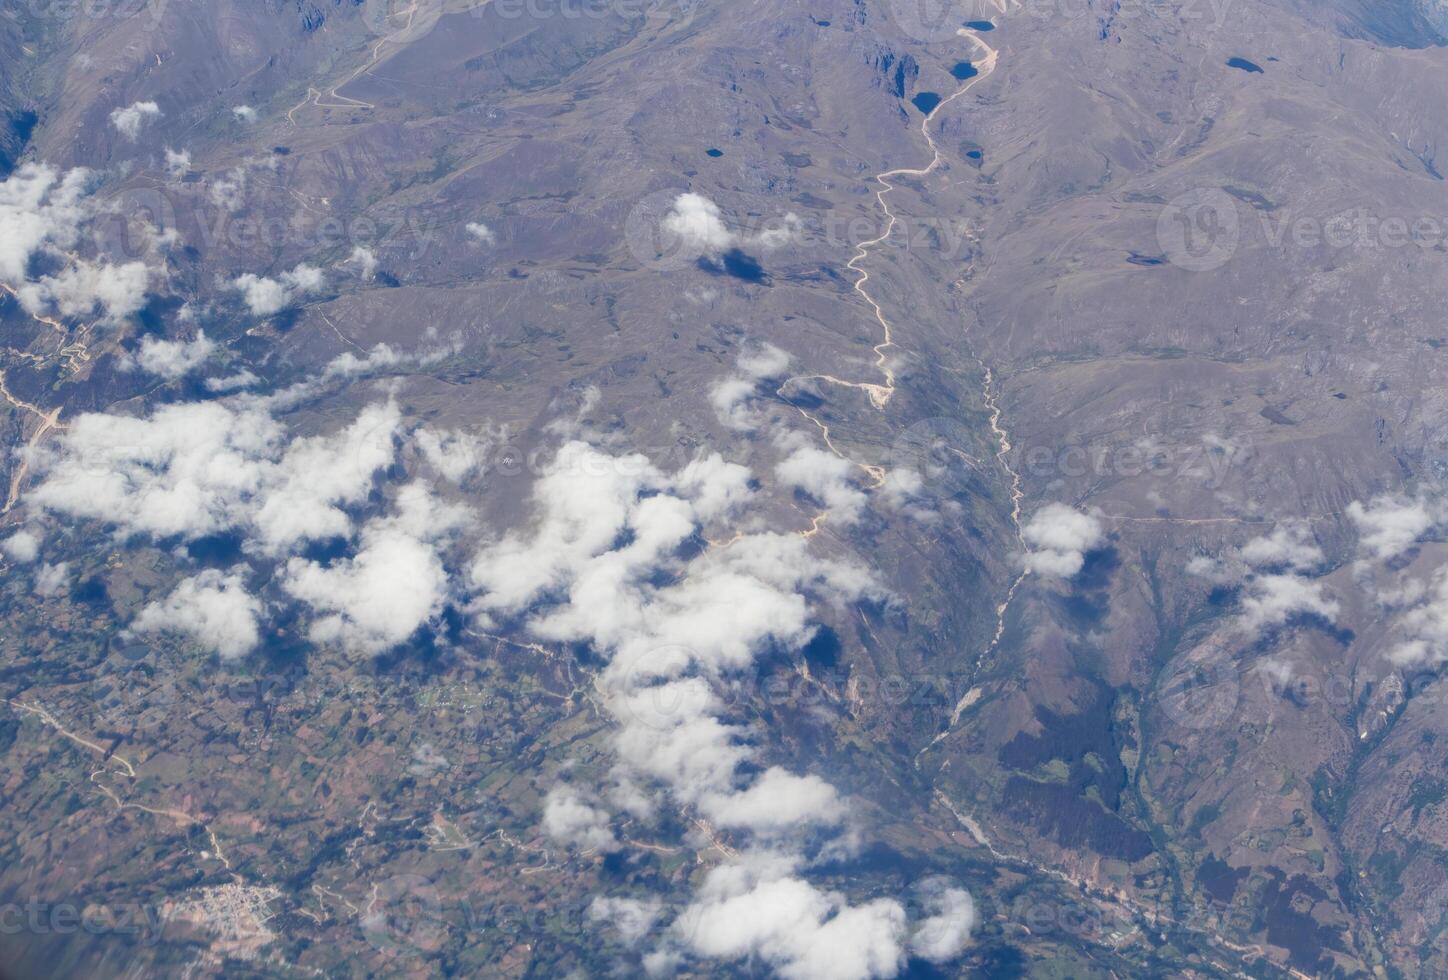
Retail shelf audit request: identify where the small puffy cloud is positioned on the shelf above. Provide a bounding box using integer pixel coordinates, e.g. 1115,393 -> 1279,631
348,245 -> 379,280
164,147 -> 191,179
1254,656 -> 1296,689
415,427 -> 491,483
659,193 -> 798,256
282,263 -> 324,292
232,273 -> 285,316
0,164 -> 93,284
231,263 -> 325,315
542,786 -> 618,851
1023,503 -> 1104,578
465,221 -> 496,245
676,863 -> 907,980
35,562 -> 69,597
231,105 -> 257,123
209,168 -> 246,212
754,212 -> 803,250
205,369 -> 259,393
878,468 -> 934,521
663,193 -> 735,254
1,529 -> 40,563
285,528 -> 447,652
1348,495 -> 1437,561
1239,520 -> 1323,571
711,344 -> 791,431
711,377 -> 761,432
468,442 -> 666,617
110,100 -> 162,141
775,438 -> 868,526
305,338 -> 458,391
1190,525 -> 1340,635
320,343 -> 405,380
1387,569 -> 1448,667
701,767 -> 846,834
1239,573 -> 1339,632
1185,552 -> 1241,586
130,569 -> 262,659
669,452 -> 754,524
0,163 -> 160,322
736,343 -> 792,381
122,331 -> 215,380
282,482 -> 467,654
407,742 -> 450,777
17,258 -> 149,321
589,896 -> 662,946
910,880 -> 976,963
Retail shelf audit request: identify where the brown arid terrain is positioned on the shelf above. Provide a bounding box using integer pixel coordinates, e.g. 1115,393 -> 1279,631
3,0 -> 1448,977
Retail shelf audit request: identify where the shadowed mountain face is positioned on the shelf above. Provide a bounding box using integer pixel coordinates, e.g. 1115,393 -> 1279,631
2,0 -> 1448,977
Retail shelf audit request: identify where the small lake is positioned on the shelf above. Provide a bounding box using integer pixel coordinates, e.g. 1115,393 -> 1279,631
1227,57 -> 1264,73
951,61 -> 978,80
911,92 -> 942,113
965,20 -> 994,31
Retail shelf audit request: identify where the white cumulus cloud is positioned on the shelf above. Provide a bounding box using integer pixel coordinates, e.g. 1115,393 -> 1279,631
910,881 -> 976,963
27,399 -> 402,554
1023,503 -> 1104,578
543,786 -> 619,852
130,569 -> 262,659
1386,568 -> 1448,667
673,858 -> 907,980
1239,573 -> 1340,632
122,331 -> 215,380
1348,495 -> 1437,561
1,529 -> 40,564
348,245 -> 379,280
232,263 -> 326,315
711,343 -> 791,432
774,434 -> 868,526
589,896 -> 662,946
282,482 -> 468,655
164,147 -> 191,179
35,562 -> 68,597
110,100 -> 162,141
663,192 -> 735,254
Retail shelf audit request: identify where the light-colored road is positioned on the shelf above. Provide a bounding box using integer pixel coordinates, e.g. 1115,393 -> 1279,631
777,28 -> 999,415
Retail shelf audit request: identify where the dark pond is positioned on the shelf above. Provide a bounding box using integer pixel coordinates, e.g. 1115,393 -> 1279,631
911,91 -> 941,113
